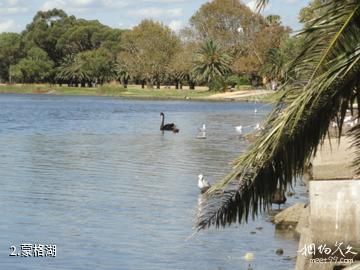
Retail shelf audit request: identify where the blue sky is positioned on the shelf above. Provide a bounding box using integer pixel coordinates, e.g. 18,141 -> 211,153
0,0 -> 309,33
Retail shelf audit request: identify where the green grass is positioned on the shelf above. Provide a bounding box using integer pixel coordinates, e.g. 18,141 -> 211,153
0,83 -> 276,102
236,84 -> 254,91
114,87 -> 211,100
0,84 -> 43,94
0,83 -> 212,100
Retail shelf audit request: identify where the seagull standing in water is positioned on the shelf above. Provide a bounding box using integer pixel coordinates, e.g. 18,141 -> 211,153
235,125 -> 243,135
197,123 -> 207,139
198,174 -> 211,193
235,125 -> 243,139
199,124 -> 206,132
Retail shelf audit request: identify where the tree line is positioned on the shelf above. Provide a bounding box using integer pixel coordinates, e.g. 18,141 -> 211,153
0,0 -> 304,91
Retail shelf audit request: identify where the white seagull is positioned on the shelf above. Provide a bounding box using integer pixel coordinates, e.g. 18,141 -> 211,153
198,123 -> 206,132
198,174 -> 211,193
235,125 -> 243,135
197,123 -> 207,139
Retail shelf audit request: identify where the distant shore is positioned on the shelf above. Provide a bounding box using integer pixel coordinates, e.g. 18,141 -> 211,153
0,83 -> 276,102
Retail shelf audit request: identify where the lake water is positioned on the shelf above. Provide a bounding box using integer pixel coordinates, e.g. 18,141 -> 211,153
0,94 -> 306,270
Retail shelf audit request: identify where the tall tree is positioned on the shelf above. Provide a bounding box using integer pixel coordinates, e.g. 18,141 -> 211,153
189,0 -> 262,51
193,40 -> 232,90
196,0 -> 360,229
57,48 -> 116,87
100,28 -> 126,59
22,9 -> 74,64
260,36 -> 303,85
120,20 -> 180,88
265,14 -> 281,26
168,42 -> 198,89
260,47 -> 285,83
10,47 -> 54,83
0,33 -> 23,82
189,0 -> 289,77
237,15 -> 290,74
57,19 -> 111,55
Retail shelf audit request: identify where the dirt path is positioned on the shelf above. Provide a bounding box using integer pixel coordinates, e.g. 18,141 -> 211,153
208,89 -> 274,100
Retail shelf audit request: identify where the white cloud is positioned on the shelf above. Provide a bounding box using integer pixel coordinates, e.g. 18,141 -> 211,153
168,19 -> 183,32
246,0 -> 256,11
129,7 -> 182,18
141,0 -> 188,2
41,0 -> 67,11
0,7 -> 28,14
0,0 -> 28,14
246,0 -> 272,13
41,0 -> 129,12
41,0 -> 97,13
101,0 -> 130,8
6,0 -> 20,5
73,0 -> 95,6
0,19 -> 15,33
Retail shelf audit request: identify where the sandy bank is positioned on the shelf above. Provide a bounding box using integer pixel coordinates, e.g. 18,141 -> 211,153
208,89 -> 274,101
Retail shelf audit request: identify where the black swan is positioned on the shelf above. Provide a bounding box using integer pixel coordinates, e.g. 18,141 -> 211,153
160,112 -> 179,133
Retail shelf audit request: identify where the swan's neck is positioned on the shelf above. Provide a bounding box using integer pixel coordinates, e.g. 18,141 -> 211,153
160,114 -> 164,129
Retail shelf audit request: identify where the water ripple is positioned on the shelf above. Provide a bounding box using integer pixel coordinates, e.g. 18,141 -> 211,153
0,94 -> 304,270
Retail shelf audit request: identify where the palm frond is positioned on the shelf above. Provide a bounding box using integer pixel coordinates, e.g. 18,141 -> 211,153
196,0 -> 360,230
192,40 -> 232,84
350,122 -> 360,175
255,0 -> 268,11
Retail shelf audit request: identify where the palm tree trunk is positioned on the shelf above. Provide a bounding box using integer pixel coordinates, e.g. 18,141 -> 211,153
123,78 -> 128,88
189,81 -> 195,90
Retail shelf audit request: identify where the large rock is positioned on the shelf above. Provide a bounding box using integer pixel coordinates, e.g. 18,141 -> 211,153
274,203 -> 306,230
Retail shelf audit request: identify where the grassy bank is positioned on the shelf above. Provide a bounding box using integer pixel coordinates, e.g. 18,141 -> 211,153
0,83 -> 276,102
0,84 -> 211,99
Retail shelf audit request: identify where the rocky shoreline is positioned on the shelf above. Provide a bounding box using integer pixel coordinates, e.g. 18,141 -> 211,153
273,136 -> 360,270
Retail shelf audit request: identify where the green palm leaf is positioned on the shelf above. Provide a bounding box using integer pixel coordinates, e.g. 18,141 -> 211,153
193,40 -> 232,88
196,0 -> 360,230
